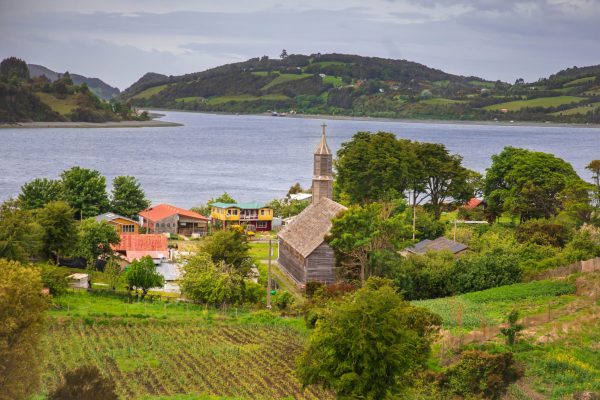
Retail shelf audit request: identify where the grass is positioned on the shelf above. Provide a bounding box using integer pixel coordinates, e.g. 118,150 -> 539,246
175,96 -> 204,103
322,75 -> 344,87
468,80 -> 495,88
432,80 -> 450,87
249,241 -> 279,261
205,94 -> 289,105
131,84 -> 168,100
413,280 -> 576,329
420,98 -> 466,105
484,96 -> 585,111
250,71 -> 272,77
549,102 -> 600,116
584,87 -> 600,96
41,291 -> 330,399
260,73 -> 312,91
307,61 -> 348,68
35,92 -> 79,115
563,76 -> 596,87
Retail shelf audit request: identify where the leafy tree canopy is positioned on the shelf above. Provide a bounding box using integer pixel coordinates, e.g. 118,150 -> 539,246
297,277 -> 441,399
0,56 -> 30,81
125,256 -> 164,298
76,218 -> 120,263
61,166 -> 109,219
110,175 -> 150,219
198,227 -> 252,277
37,201 -> 78,261
0,199 -> 44,262
18,178 -> 64,210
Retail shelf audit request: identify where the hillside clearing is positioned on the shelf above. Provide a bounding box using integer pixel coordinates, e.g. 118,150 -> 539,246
132,84 -> 168,100
564,76 -> 596,87
206,94 -> 289,105
549,102 -> 600,116
260,73 -> 312,91
420,98 -> 466,105
34,92 -> 79,115
484,96 -> 585,111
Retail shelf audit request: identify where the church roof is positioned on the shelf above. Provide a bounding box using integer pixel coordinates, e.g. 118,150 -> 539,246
278,197 -> 347,258
314,125 -> 332,155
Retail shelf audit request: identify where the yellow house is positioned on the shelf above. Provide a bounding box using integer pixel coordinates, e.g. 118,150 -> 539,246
94,212 -> 139,234
210,202 -> 273,231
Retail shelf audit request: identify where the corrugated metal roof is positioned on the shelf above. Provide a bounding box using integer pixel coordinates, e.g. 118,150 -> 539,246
112,234 -> 168,252
139,204 -> 208,222
405,237 -> 468,255
95,212 -> 137,224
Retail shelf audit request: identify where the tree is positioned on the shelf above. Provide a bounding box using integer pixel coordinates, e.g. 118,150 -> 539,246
37,201 -> 78,262
104,256 -> 122,291
61,166 -> 109,219
110,175 -> 150,219
297,277 -> 441,398
280,49 -> 288,59
198,227 -> 252,277
327,202 -> 411,284
587,159 -> 600,208
484,147 -> 585,221
18,178 -> 64,210
500,310 -> 524,346
125,256 -> 164,298
49,365 -> 118,400
0,56 -> 30,81
179,253 -> 244,306
417,142 -> 471,219
0,199 -> 44,262
335,132 -> 411,204
76,218 -> 120,265
0,260 -> 47,400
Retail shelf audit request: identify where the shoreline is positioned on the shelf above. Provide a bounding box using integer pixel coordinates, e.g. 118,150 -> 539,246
0,119 -> 183,129
145,108 -> 600,129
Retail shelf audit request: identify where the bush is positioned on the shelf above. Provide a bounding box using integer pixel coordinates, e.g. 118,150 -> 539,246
48,365 -> 118,400
451,247 -> 521,294
516,219 -> 571,247
273,290 -> 294,310
440,350 -> 523,399
39,264 -> 69,295
394,251 -> 455,300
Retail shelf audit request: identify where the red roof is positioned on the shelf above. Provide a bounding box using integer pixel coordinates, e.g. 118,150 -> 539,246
138,203 -> 208,222
113,234 -> 168,252
464,198 -> 485,210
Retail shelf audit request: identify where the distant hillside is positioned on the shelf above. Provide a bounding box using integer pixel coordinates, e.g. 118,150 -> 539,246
121,53 -> 600,124
28,64 -> 120,100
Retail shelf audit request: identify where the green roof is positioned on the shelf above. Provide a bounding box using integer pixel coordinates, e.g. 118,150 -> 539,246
210,202 -> 266,210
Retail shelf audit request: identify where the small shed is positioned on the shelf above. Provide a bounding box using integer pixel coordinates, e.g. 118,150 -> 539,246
402,237 -> 468,257
67,273 -> 89,289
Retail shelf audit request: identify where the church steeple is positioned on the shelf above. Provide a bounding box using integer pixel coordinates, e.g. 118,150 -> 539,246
312,124 -> 333,204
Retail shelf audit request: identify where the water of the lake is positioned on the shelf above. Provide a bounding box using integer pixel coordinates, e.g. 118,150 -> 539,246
1,111 -> 599,208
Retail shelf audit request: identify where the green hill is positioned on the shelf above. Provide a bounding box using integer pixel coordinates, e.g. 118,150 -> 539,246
28,64 -> 120,100
120,53 -> 600,124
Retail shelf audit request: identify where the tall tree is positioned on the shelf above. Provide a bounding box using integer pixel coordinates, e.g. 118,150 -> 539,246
0,57 -> 30,81
110,175 -> 150,219
484,147 -> 586,221
76,219 -> 120,265
297,278 -> 441,398
37,201 -> 78,262
0,200 -> 44,262
0,260 -> 47,400
587,159 -> 600,208
198,227 -> 252,277
61,166 -> 109,219
18,178 -> 64,210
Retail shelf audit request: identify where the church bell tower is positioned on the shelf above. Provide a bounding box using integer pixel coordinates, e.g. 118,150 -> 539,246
312,124 -> 333,204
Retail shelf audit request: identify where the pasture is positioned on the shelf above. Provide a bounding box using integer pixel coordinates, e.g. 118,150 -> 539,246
483,96 -> 584,111
131,84 -> 168,100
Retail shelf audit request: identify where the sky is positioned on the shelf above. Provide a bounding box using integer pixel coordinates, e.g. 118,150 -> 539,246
1,0 -> 599,90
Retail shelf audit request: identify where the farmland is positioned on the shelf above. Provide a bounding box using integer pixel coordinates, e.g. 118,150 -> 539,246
205,94 -> 289,105
260,73 -> 312,91
40,291 -> 331,400
484,96 -> 585,111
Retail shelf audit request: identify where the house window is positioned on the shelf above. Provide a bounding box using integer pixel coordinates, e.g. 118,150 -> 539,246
260,209 -> 265,216
122,225 -> 135,233
233,209 -> 238,215
167,223 -> 171,227
257,221 -> 267,228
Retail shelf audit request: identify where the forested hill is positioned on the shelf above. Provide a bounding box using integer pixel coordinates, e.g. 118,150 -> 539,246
121,52 -> 600,124
28,64 -> 120,100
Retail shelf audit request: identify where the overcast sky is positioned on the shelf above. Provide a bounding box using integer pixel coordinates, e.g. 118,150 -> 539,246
1,0 -> 599,90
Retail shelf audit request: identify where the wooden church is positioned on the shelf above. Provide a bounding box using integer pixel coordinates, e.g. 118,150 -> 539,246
277,125 -> 346,285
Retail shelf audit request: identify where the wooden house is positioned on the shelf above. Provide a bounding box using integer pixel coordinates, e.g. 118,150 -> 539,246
277,125 -> 347,285
210,202 -> 273,231
401,237 -> 468,257
95,212 -> 139,234
138,204 -> 209,236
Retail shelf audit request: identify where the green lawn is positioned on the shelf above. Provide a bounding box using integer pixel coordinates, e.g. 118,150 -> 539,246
261,73 -> 312,91
35,92 -> 79,115
413,280 -> 576,329
484,96 -> 585,111
205,94 -> 289,105
549,102 -> 600,116
322,75 -> 344,87
249,241 -> 279,261
563,76 -> 596,87
131,84 -> 168,100
468,80 -> 495,88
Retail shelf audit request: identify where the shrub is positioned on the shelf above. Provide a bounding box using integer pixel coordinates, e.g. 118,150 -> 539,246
451,247 -> 521,294
273,290 -> 294,310
516,219 -> 571,247
440,350 -> 523,399
39,264 -> 69,295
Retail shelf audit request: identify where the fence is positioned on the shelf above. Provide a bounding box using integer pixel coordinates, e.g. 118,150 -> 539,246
533,257 -> 600,280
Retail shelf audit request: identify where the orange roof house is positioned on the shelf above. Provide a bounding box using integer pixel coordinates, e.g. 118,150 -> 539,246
138,204 -> 209,236
112,234 -> 168,263
464,198 -> 487,210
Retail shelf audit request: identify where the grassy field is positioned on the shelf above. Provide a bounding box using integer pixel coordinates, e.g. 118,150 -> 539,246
35,92 -> 80,115
132,84 -> 168,100
484,96 -> 584,111
414,280 -> 577,329
563,76 -> 596,87
420,98 -> 466,105
41,291 -> 330,399
468,80 -> 495,88
249,241 -> 279,261
260,74 -> 312,91
550,102 -> 600,116
205,94 -> 289,105
175,96 -> 204,103
321,75 -> 344,87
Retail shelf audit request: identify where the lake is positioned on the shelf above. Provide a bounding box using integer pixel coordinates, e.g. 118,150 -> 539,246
1,111 -> 598,208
